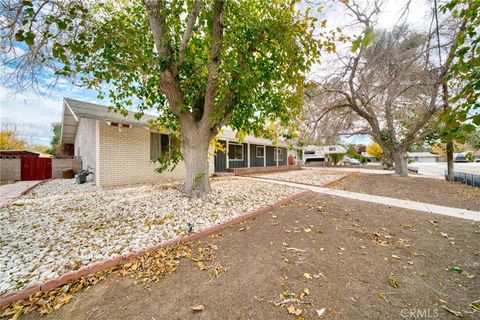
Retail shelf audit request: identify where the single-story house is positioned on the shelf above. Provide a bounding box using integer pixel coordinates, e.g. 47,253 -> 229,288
60,98 -> 297,187
406,152 -> 442,162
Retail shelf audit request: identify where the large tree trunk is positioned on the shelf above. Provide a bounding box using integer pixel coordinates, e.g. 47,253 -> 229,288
180,129 -> 211,197
392,150 -> 408,176
446,141 -> 454,181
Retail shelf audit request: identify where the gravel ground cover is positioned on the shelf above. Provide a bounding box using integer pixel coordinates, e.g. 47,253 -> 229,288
0,178 -> 300,296
253,168 -> 349,186
19,193 -> 480,320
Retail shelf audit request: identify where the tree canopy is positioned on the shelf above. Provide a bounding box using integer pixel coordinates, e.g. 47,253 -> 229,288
2,0 -> 324,195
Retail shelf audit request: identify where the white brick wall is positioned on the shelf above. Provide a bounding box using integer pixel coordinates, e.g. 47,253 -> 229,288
95,121 -> 213,187
74,118 -> 96,171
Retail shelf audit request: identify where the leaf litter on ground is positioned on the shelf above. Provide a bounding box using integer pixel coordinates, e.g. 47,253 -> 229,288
0,242 -> 225,319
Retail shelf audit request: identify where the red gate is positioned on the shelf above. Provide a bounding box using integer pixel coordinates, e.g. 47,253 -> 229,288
21,156 -> 52,180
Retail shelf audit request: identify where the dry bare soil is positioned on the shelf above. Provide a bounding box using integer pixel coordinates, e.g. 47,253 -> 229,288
20,192 -> 480,320
330,173 -> 480,211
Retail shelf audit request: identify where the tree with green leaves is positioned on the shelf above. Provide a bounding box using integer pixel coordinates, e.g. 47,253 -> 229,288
304,0 -> 473,176
1,0 -> 323,196
45,122 -> 61,156
437,0 -> 479,180
328,153 -> 344,165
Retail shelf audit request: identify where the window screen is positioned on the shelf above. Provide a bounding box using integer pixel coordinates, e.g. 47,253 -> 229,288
256,146 -> 264,158
150,133 -> 169,160
228,144 -> 243,160
274,148 -> 283,161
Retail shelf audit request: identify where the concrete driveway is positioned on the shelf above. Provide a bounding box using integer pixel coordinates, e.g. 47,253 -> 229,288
413,161 -> 480,178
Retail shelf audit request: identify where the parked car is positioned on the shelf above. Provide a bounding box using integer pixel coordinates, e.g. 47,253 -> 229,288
453,154 -> 468,163
343,157 -> 360,165
476,158 -> 480,163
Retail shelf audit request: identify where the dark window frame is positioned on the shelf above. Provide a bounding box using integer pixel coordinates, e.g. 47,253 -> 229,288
274,148 -> 284,161
150,132 -> 170,160
228,143 -> 244,161
256,146 -> 265,158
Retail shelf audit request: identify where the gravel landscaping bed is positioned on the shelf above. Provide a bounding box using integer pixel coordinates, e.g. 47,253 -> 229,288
0,178 -> 300,296
253,168 -> 349,186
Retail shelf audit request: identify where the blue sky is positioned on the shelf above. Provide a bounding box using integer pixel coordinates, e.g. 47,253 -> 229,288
0,83 -> 105,145
0,0 -> 430,147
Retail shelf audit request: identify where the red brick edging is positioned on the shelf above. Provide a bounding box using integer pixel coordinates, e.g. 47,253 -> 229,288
0,190 -> 312,309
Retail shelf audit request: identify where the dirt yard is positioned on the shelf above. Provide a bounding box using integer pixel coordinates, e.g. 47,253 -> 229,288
330,173 -> 480,211
0,178 -> 299,296
15,193 -> 479,320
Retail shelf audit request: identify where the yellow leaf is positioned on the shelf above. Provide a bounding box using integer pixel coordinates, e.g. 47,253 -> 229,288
197,261 -> 207,271
303,288 -> 310,295
287,305 -> 303,316
303,273 -> 312,280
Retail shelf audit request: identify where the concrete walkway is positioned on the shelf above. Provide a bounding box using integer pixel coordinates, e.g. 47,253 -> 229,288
0,180 -> 44,208
241,176 -> 480,222
304,166 -> 441,179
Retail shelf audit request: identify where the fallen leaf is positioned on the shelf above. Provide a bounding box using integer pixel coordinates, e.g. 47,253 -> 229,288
469,300 -> 480,312
197,261 -> 207,271
316,308 -> 326,317
303,273 -> 312,280
281,290 -> 297,299
388,276 -> 401,288
192,305 -> 205,312
287,305 -> 302,316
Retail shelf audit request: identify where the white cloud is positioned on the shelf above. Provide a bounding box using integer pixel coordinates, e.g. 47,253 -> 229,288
0,84 -> 104,146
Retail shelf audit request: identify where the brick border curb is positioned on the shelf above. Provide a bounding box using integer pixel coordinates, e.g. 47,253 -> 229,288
0,180 -> 47,209
323,172 -> 354,187
0,190 -> 311,309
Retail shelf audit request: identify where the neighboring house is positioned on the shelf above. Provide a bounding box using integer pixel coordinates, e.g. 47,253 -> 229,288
60,98 -> 296,187
407,152 -> 442,162
361,151 -> 377,162
302,145 -> 347,163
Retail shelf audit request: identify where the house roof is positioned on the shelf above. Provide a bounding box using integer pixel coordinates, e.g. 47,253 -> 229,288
0,150 -> 40,157
60,97 -> 296,148
219,128 -> 291,148
407,152 -> 441,157
61,98 -> 156,144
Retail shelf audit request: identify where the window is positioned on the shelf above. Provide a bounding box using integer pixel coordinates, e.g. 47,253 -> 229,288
256,146 -> 264,158
274,148 -> 284,161
150,132 -> 170,160
228,143 -> 243,161
304,150 -> 315,155
328,147 -> 336,151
